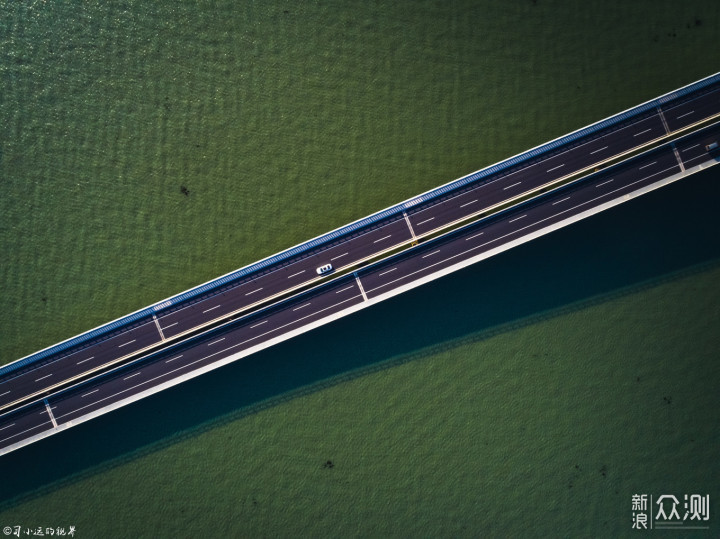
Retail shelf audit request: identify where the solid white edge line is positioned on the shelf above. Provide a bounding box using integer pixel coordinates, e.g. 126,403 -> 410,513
12,73 -> 718,372
682,153 -> 713,166
0,421 -> 51,446
2,158 -> 717,457
363,164 -> 685,296
52,295 -> 364,423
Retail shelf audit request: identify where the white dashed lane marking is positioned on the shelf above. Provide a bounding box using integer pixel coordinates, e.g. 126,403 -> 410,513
335,285 -> 355,294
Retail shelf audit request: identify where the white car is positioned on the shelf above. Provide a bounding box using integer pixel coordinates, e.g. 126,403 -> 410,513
316,263 -> 333,275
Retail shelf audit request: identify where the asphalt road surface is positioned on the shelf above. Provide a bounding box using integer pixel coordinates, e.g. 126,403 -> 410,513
2,120 -> 717,455
1,83 -> 718,413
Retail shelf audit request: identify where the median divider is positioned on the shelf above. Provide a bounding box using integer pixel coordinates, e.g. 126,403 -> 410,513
3,71 -> 719,380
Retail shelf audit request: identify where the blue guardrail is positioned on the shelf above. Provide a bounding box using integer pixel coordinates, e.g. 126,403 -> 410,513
3,71 -> 718,378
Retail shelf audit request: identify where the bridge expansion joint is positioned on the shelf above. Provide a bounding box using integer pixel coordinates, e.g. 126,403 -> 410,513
354,273 -> 369,302
403,211 -> 417,241
153,314 -> 166,342
671,143 -> 685,172
657,106 -> 671,134
44,399 -> 58,429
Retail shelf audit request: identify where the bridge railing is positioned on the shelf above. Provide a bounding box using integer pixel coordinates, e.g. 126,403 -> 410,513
3,71 -> 718,378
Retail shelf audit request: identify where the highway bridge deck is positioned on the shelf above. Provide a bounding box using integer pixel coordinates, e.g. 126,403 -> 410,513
1,77 -> 718,416
1,117 -> 718,456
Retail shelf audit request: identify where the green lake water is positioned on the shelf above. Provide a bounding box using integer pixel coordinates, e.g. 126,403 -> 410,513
1,1 -> 719,536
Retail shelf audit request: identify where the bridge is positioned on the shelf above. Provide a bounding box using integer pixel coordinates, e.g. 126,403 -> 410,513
1,72 -> 719,455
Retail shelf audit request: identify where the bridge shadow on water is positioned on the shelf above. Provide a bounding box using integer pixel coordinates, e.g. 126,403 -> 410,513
2,166 -> 720,509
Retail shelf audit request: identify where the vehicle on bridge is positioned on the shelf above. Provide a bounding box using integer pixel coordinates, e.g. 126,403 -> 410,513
316,263 -> 333,275
706,141 -> 718,152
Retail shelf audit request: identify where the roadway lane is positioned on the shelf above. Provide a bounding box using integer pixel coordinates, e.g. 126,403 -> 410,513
675,129 -> 720,168
407,84 -> 720,238
361,148 -> 684,298
407,114 -> 667,235
3,122 -> 719,454
3,81 -> 719,415
156,217 -> 412,339
0,402 -> 53,453
48,276 -> 364,426
0,320 -> 161,409
662,86 -> 720,132
0,218 -> 411,412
